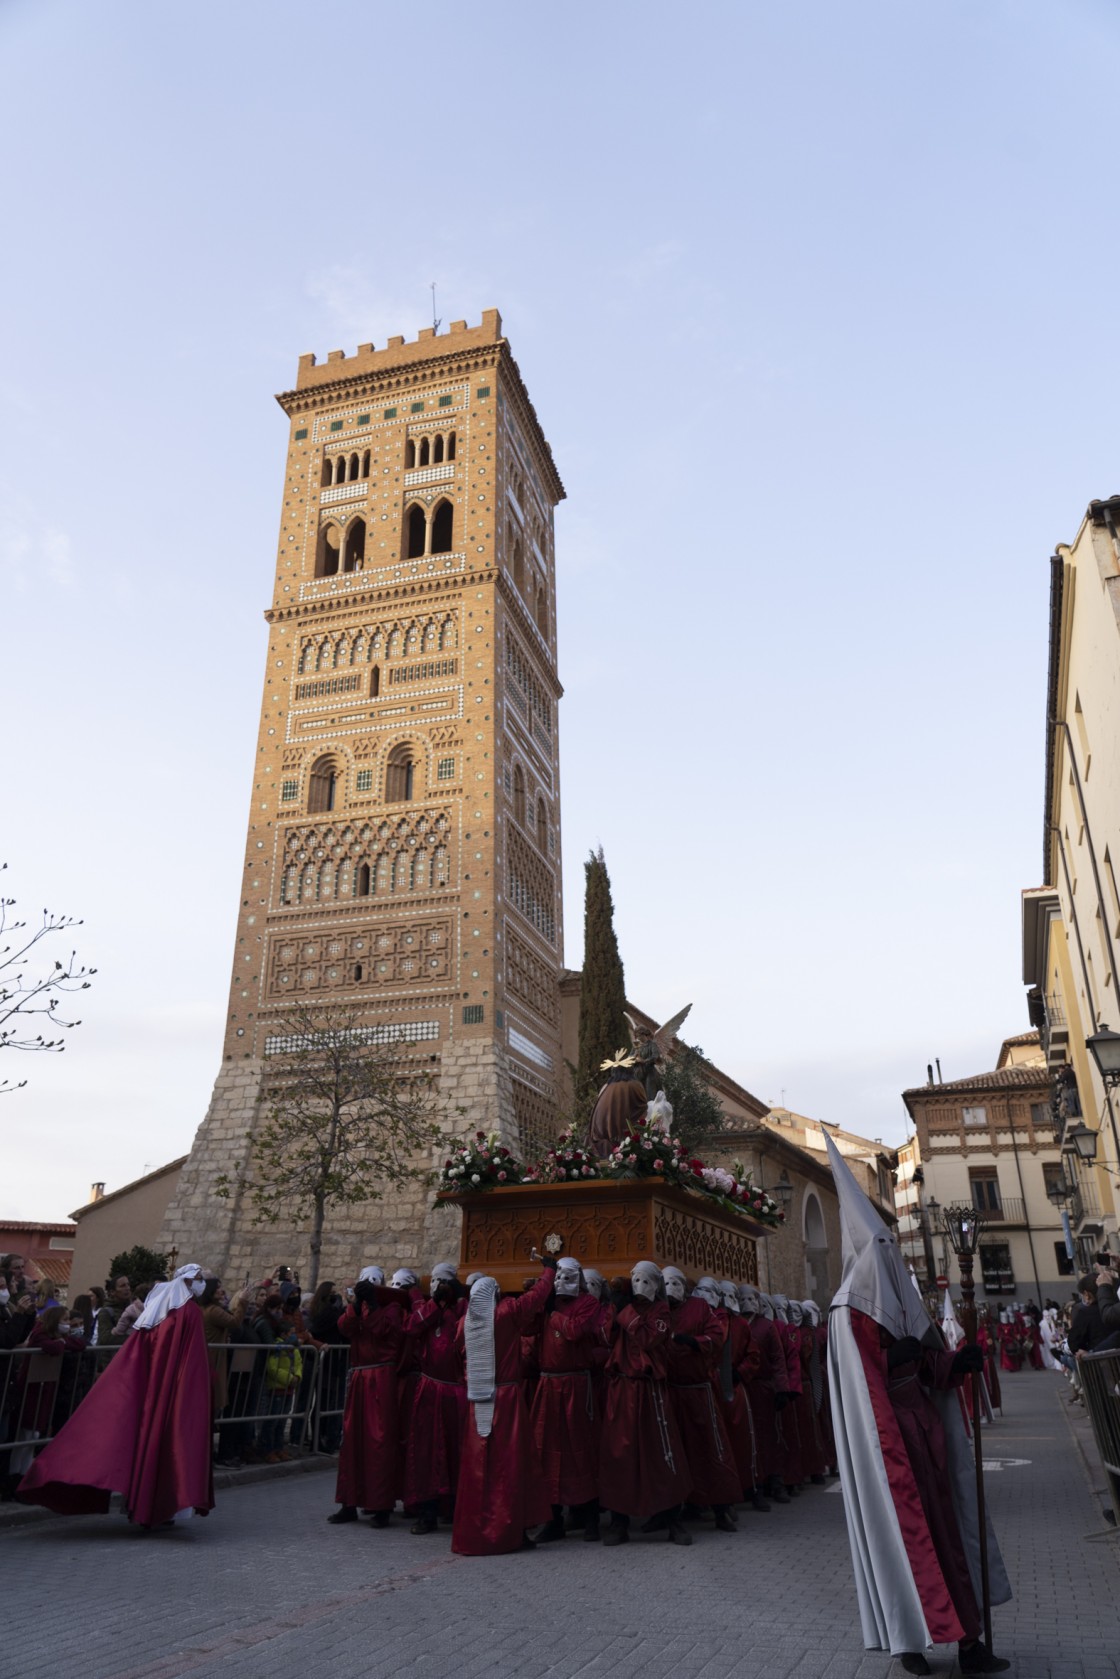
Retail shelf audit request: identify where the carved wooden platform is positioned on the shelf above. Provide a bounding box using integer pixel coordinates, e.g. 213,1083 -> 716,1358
438,1178 -> 764,1294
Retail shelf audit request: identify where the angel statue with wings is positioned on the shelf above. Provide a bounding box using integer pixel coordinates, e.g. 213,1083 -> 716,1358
625,1004 -> 692,1100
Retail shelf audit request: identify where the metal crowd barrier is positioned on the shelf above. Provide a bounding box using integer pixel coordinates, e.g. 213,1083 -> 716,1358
1079,1345 -> 1120,1528
1,1340 -> 355,1483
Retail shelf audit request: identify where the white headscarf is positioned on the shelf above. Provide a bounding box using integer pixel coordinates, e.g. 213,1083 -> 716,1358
464,1275 -> 499,1437
583,1268 -> 608,1302
132,1264 -> 204,1330
771,1293 -> 790,1322
391,1268 -> 417,1289
359,1265 -> 384,1285
801,1300 -> 821,1327
757,1292 -> 776,1320
693,1276 -> 721,1308
631,1260 -> 664,1301
786,1300 -> 804,1326
719,1281 -> 740,1314
430,1261 -> 458,1283
738,1283 -> 762,1316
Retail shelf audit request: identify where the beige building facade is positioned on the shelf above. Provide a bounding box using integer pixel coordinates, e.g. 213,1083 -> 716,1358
902,1035 -> 1069,1305
161,312 -> 568,1282
69,1160 -> 186,1299
1021,495 -> 1120,1264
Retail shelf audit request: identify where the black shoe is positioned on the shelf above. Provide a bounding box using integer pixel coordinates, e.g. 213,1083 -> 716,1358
519,1532 -> 537,1549
370,1511 -> 391,1529
602,1522 -> 629,1546
749,1490 -> 772,1512
534,1517 -> 567,1543
409,1516 -> 438,1535
959,1641 -> 1011,1674
810,1473 -> 827,1484
714,1511 -> 737,1533
668,1520 -> 692,1546
582,1518 -> 601,1541
327,1506 -> 358,1524
899,1656 -> 931,1676
767,1481 -> 791,1503
640,1511 -> 670,1532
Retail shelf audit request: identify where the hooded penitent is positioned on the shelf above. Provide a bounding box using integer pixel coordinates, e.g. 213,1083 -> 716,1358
824,1131 -> 1011,1658
692,1276 -> 721,1309
941,1291 -> 965,1351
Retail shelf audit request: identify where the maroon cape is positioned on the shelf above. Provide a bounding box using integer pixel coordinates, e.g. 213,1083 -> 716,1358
778,1321 -> 805,1485
335,1294 -> 407,1512
452,1271 -> 553,1555
743,1314 -> 787,1486
599,1297 -> 690,1520
402,1297 -> 467,1509
530,1291 -> 606,1507
666,1298 -> 742,1506
18,1301 -> 213,1527
723,1314 -> 761,1493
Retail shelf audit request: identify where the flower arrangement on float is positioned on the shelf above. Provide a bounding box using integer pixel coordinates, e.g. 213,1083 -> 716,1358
520,1127 -> 600,1184
597,1117 -> 785,1227
436,1130 -> 522,1192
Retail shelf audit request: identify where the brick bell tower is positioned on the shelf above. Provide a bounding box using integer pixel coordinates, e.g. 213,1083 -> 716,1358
161,310 -> 566,1278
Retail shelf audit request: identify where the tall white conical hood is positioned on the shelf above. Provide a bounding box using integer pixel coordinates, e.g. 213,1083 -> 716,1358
941,1288 -> 965,1349
824,1130 -> 932,1343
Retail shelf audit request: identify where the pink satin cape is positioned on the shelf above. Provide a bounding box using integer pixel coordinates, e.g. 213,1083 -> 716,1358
17,1301 -> 213,1526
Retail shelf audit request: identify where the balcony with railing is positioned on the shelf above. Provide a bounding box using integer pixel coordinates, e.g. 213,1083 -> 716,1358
974,1196 -> 1026,1224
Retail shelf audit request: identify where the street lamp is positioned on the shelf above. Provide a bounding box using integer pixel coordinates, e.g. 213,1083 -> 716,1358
770,1170 -> 793,1213
1065,1122 -> 1099,1163
933,1202 -> 988,1345
1086,1023 -> 1120,1087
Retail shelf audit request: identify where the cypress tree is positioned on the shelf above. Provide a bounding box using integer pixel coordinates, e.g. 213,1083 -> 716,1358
577,847 -> 629,1108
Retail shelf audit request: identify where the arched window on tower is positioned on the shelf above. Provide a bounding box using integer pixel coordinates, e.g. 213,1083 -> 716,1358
537,798 -> 548,853
512,764 -> 526,827
419,436 -> 431,467
447,430 -> 456,461
405,438 -> 416,469
370,664 -> 380,698
535,585 -> 547,632
405,504 -> 426,560
385,744 -> 416,803
361,450 -> 371,477
431,499 -> 453,554
356,861 -> 371,897
512,537 -> 525,592
343,519 -> 365,572
320,456 -> 332,489
433,434 -> 444,464
308,755 -> 340,814
281,865 -> 296,904
316,523 -> 342,577
348,453 -> 360,482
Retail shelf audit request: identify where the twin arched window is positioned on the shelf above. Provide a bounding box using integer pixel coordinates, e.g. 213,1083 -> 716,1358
405,431 -> 456,470
316,519 -> 366,577
320,451 -> 370,487
307,755 -> 341,814
385,744 -> 416,803
404,499 -> 454,560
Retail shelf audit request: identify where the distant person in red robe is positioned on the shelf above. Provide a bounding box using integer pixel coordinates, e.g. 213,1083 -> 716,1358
740,1287 -> 793,1503
328,1264 -> 409,1528
18,1262 -> 213,1529
663,1271 -> 742,1531
716,1280 -> 767,1511
599,1261 -> 691,1545
529,1256 -> 607,1542
997,1314 -> 1022,1373
401,1261 -> 466,1533
772,1294 -> 806,1491
452,1265 -> 554,1555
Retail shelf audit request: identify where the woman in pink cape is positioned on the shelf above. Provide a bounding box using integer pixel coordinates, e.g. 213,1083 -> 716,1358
18,1263 -> 214,1528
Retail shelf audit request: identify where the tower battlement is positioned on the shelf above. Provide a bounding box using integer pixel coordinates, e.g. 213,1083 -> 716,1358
293,308 -> 504,391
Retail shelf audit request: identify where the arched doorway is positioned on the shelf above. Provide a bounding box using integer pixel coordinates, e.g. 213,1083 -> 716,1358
804,1190 -> 828,1299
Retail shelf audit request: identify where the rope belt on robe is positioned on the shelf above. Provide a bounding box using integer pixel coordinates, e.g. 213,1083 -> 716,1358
539,1367 -> 595,1420
671,1380 -> 728,1463
344,1358 -> 395,1399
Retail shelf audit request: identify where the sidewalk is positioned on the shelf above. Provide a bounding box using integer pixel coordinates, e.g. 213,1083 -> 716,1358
2,1369 -> 1116,1679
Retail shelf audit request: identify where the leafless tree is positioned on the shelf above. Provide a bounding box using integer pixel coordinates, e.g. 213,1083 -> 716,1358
1,864 -> 96,1094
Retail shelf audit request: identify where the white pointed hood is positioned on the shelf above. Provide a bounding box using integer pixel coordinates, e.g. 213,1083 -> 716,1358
941,1289 -> 965,1350
824,1130 -> 932,1345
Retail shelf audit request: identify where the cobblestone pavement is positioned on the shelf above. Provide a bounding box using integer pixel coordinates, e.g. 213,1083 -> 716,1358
3,1371 -> 1117,1679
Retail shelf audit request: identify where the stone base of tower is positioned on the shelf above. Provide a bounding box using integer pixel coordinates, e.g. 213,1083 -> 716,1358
159,1036 -> 552,1284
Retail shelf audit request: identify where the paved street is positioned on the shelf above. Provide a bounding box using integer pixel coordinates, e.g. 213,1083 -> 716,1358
4,1373 -> 1117,1679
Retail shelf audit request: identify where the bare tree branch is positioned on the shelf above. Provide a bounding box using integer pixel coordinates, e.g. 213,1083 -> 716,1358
0,864 -> 96,1095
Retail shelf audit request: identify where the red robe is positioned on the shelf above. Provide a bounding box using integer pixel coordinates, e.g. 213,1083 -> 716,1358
530,1292 -> 606,1507
335,1293 -> 407,1511
666,1298 -> 742,1506
977,1323 -> 1002,1410
722,1313 -> 761,1496
599,1296 -> 691,1521
401,1297 -> 467,1509
778,1320 -> 805,1484
452,1272 -> 553,1554
852,1311 -> 980,1643
1025,1320 -> 1044,1371
798,1328 -> 829,1478
997,1321 -> 1022,1373
742,1314 -> 788,1485
816,1321 -> 837,1471
18,1301 -> 213,1527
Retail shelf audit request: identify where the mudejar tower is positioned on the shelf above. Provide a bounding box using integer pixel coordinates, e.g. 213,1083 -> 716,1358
162,311 -> 565,1276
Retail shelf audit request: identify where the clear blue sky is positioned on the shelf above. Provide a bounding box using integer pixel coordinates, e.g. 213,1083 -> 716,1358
3,0 -> 1118,1220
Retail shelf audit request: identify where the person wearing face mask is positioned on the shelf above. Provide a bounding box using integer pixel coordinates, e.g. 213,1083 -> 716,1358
401,1262 -> 467,1533
792,1300 -> 829,1484
770,1294 -> 807,1494
451,1260 -> 556,1555
17,1263 -> 214,1529
662,1273 -> 742,1534
0,1276 -> 36,1351
716,1280 -> 767,1514
328,1265 -> 409,1528
742,1289 -> 794,1504
598,1261 -> 691,1546
529,1257 -> 608,1543
389,1268 -> 423,1479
